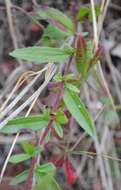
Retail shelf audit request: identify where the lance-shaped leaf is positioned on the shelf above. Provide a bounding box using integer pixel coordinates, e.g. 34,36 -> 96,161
0,115 -> 49,134
75,35 -> 94,78
37,7 -> 74,35
53,122 -> 63,138
55,109 -> 68,125
20,141 -> 35,155
77,7 -> 89,20
41,24 -> 69,44
9,153 -> 31,164
33,174 -> 61,190
10,170 -> 28,185
10,47 -> 73,64
77,5 -> 101,22
35,163 -> 55,174
63,87 -> 95,137
65,83 -> 80,93
75,35 -> 87,72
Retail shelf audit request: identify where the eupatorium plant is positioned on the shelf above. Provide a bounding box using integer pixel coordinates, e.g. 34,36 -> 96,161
0,5 -> 102,190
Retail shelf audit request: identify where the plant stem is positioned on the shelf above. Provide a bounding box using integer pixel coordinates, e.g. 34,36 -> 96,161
23,156 -> 38,190
24,82 -> 64,190
24,28 -> 76,188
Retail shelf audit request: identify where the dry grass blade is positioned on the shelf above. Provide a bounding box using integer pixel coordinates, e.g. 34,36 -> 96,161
0,71 -> 35,112
73,150 -> 121,162
0,64 -> 56,130
0,66 -> 48,120
0,63 -> 56,183
89,2 -> 116,189
5,0 -> 23,66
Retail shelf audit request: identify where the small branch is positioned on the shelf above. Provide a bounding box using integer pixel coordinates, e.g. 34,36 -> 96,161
24,83 -> 64,190
5,0 -> 23,66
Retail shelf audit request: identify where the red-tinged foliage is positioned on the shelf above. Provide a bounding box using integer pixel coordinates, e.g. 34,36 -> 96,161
75,35 -> 86,51
49,155 -> 64,168
63,156 -> 76,185
75,35 -> 87,61
49,155 -> 76,185
48,19 -> 68,33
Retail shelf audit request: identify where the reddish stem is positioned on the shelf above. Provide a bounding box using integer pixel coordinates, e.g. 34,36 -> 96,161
24,82 -> 64,190
23,157 -> 38,189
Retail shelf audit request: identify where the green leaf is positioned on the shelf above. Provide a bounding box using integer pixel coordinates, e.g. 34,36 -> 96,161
20,141 -> 35,155
86,41 -> 93,61
9,153 -> 31,164
77,5 -> 101,22
37,7 -> 74,34
88,5 -> 101,22
10,47 -> 72,64
81,41 -> 93,77
35,163 -> 55,174
50,178 -> 61,190
33,174 -> 61,190
53,122 -> 63,138
63,87 -> 95,137
10,170 -> 28,186
43,108 -> 50,118
65,83 -> 80,93
54,74 -> 75,82
53,74 -> 64,81
77,7 -> 89,20
56,110 -> 68,125
0,115 -> 48,134
75,39 -> 94,78
42,24 -> 69,39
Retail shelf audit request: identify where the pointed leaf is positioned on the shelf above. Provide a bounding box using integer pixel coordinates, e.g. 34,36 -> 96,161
42,24 -> 69,40
75,39 -> 94,78
65,83 -> 80,93
77,7 -> 89,20
33,174 -> 61,190
10,47 -> 72,64
10,170 -> 28,186
56,110 -> 68,125
63,87 -> 95,137
35,163 -> 55,174
20,141 -> 35,155
9,153 -> 31,164
37,7 -> 74,34
50,178 -> 61,190
0,115 -> 48,134
53,122 -> 63,138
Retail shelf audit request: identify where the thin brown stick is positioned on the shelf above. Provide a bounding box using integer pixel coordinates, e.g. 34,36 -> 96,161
5,0 -> 23,66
